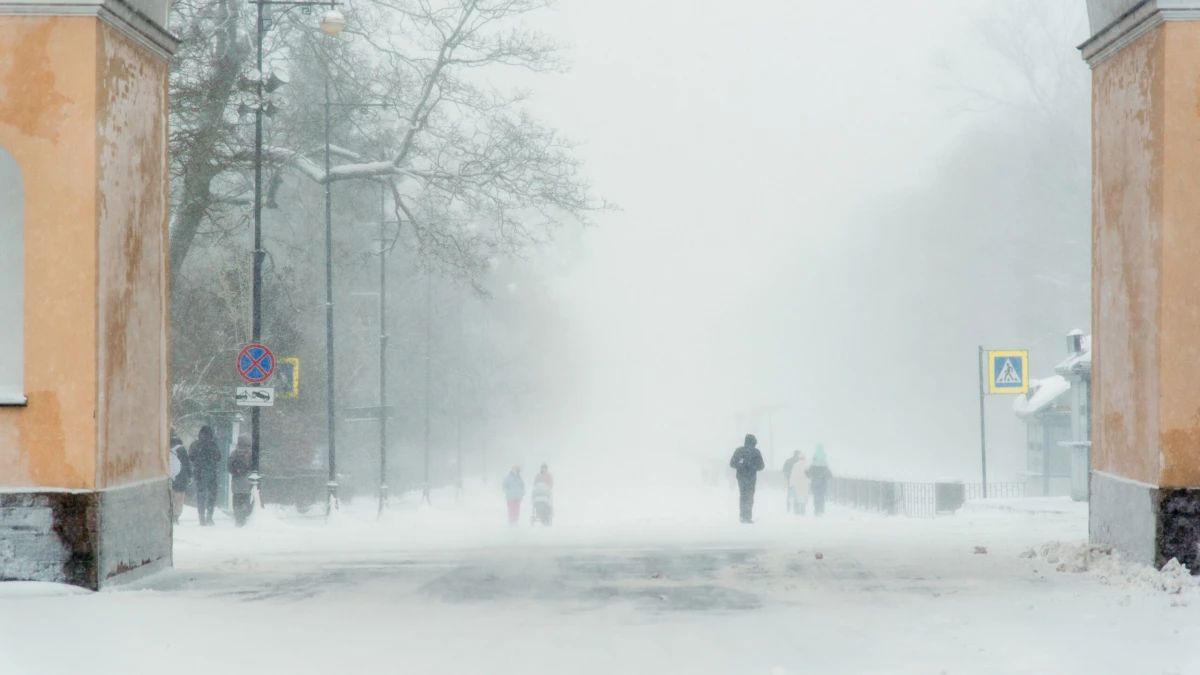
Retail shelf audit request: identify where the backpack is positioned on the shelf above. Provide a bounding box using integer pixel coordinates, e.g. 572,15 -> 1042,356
171,444 -> 191,485
229,447 -> 252,476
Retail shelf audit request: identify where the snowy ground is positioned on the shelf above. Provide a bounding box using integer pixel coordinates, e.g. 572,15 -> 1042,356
2,484 -> 1198,675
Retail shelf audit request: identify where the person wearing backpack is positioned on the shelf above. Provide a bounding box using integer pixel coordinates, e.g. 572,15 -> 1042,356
729,434 -> 766,523
228,434 -> 254,527
169,430 -> 190,525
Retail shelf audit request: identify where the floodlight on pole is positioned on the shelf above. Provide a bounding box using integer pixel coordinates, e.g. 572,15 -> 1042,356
320,8 -> 345,35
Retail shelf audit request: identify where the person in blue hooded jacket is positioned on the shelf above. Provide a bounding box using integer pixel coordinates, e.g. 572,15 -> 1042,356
729,434 -> 765,523
805,444 -> 833,516
502,466 -> 525,525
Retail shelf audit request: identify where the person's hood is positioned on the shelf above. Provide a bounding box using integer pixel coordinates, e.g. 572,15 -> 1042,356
744,434 -> 757,449
812,444 -> 828,467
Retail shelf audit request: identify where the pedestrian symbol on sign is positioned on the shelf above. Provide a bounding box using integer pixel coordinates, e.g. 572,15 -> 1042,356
995,359 -> 1021,385
986,350 -> 1028,395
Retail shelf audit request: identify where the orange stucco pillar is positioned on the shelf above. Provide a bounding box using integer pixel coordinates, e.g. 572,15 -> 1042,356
1083,0 -> 1200,570
0,0 -> 176,588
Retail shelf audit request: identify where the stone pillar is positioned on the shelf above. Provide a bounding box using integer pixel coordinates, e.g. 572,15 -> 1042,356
0,0 -> 177,589
1082,0 -> 1200,570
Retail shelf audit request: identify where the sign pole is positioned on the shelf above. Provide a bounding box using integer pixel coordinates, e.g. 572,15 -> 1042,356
978,346 -> 988,499
249,0 -> 266,517
238,344 -> 275,511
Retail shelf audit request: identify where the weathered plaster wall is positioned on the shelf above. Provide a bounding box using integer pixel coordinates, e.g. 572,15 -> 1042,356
1156,22 -> 1200,489
1091,26 -> 1163,487
0,17 -> 98,489
95,21 -> 169,489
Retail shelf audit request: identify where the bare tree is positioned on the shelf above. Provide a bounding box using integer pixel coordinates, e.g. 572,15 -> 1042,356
168,0 -> 608,284
169,0 -> 254,281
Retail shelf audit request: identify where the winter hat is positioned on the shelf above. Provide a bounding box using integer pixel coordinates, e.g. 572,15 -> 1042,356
812,444 -> 828,467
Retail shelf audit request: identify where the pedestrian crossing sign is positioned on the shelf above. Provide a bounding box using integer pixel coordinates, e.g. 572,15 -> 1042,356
987,350 -> 1028,395
274,357 -> 299,398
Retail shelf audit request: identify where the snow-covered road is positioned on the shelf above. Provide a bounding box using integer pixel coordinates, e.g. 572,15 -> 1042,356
1,488 -> 1197,675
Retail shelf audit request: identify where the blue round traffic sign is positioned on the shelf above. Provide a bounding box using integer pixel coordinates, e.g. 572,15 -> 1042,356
237,344 -> 275,384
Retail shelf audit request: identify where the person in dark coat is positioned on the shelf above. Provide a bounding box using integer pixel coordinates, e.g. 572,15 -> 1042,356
805,444 -> 833,516
169,430 -> 190,525
190,425 -> 222,526
729,433 -> 765,523
228,434 -> 254,527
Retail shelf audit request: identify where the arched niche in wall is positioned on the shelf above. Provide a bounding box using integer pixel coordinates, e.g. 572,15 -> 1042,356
0,146 -> 24,405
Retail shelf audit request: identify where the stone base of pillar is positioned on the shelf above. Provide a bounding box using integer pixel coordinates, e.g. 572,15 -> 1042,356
0,479 -> 172,590
1090,471 -> 1200,573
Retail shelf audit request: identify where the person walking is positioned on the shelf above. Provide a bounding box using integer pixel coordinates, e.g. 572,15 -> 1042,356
782,450 -> 799,513
806,444 -> 833,517
228,434 -> 254,527
532,464 -> 554,526
502,466 -> 525,525
190,426 -> 222,526
788,450 -> 810,515
729,433 -> 765,523
169,430 -> 190,525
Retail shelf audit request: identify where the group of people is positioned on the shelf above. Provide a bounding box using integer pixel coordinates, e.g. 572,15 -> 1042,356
502,464 -> 554,526
167,425 -> 256,528
729,434 -> 833,523
782,445 -> 831,516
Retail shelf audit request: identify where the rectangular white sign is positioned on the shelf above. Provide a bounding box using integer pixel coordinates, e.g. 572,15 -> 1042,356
236,387 -> 275,407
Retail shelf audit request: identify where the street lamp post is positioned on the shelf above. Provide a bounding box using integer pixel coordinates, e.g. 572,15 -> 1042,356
423,272 -> 433,505
331,101 -> 393,514
316,3 -> 345,517
247,0 -> 345,514
350,191 -> 394,515
322,30 -> 337,516
454,292 -> 463,495
376,188 -> 389,514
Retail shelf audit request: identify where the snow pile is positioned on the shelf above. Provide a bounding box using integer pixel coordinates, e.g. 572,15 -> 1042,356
1022,541 -> 1200,594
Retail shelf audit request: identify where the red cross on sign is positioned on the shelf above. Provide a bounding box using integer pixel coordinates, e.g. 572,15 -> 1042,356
237,344 -> 276,384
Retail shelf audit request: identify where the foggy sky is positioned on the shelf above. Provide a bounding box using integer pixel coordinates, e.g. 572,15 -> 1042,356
497,0 -> 1091,482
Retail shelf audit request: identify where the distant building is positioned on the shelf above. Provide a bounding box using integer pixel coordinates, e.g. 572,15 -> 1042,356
1013,331 -> 1091,500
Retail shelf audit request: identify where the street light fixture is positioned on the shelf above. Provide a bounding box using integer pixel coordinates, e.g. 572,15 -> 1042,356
320,8 -> 345,35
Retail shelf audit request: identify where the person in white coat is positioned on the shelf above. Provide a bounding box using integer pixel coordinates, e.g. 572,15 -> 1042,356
784,450 -> 810,515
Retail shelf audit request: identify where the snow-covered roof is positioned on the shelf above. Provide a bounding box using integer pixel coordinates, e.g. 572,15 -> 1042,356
1013,375 -> 1071,417
1055,335 -> 1092,377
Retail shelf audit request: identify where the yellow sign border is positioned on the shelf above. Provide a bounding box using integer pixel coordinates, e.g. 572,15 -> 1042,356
277,357 -> 300,398
987,350 -> 1028,395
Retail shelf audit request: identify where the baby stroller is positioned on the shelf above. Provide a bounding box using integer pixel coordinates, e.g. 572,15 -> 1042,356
531,481 -> 553,526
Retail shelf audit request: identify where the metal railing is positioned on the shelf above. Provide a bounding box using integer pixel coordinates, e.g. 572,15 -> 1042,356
963,482 -> 1026,501
828,478 -> 949,518
829,477 -> 1026,518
